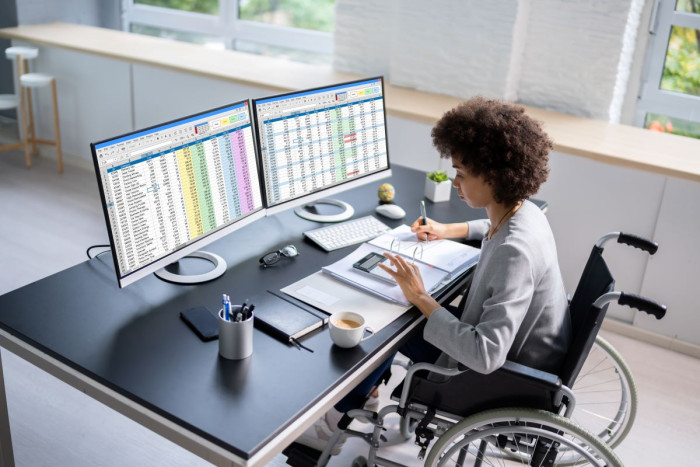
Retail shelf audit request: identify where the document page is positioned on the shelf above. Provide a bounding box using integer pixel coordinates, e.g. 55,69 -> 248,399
282,271 -> 411,333
369,225 -> 480,276
321,243 -> 448,306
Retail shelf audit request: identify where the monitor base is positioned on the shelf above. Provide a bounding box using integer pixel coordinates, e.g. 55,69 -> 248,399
154,250 -> 226,284
294,198 -> 354,223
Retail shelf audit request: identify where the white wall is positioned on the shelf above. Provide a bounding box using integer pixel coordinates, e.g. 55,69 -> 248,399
131,64 -> 274,130
21,43 -> 132,161
334,0 -> 644,121
638,177 -> 700,344
16,0 -> 120,29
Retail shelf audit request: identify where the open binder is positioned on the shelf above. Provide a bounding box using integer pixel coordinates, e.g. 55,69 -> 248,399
321,225 -> 480,306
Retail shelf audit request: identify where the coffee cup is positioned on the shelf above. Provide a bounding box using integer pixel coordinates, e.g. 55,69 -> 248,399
329,311 -> 374,348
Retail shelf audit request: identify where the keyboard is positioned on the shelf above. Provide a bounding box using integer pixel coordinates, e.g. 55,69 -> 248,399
304,215 -> 391,252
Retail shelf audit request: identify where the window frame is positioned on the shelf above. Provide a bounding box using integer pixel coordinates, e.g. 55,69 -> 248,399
636,0 -> 700,128
121,0 -> 333,55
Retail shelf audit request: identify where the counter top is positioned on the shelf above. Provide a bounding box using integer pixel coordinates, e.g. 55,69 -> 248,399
3,22 -> 699,182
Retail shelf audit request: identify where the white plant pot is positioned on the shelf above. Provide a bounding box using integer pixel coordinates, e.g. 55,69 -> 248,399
424,178 -> 452,203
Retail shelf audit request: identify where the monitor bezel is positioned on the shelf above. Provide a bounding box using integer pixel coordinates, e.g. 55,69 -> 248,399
90,99 -> 265,288
251,76 -> 391,217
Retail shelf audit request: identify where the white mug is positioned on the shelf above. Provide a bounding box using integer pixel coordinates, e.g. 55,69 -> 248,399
329,311 -> 374,348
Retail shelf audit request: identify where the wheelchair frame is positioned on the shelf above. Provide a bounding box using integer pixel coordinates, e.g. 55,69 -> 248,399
311,232 -> 666,466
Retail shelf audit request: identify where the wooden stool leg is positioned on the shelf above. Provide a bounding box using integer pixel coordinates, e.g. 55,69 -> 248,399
23,58 -> 38,157
51,79 -> 62,173
25,87 -> 38,157
17,60 -> 31,168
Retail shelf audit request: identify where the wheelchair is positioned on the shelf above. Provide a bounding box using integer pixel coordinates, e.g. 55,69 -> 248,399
294,232 -> 667,467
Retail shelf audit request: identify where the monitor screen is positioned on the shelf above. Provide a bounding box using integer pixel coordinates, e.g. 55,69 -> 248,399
253,77 -> 390,219
91,100 -> 264,287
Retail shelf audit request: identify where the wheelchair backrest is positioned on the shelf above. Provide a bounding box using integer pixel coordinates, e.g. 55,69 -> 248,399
559,245 -> 615,388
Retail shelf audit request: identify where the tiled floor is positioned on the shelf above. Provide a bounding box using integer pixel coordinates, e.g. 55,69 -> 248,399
1,149 -> 698,466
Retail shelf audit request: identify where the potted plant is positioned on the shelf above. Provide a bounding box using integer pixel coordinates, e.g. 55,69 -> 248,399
424,170 -> 451,202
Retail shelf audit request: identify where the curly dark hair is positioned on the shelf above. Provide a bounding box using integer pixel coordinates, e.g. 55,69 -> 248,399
431,97 -> 552,206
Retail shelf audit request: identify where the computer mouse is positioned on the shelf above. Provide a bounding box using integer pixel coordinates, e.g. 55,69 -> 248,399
375,203 -> 406,220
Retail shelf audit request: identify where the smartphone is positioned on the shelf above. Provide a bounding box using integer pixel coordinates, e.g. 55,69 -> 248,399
352,252 -> 396,284
180,306 -> 219,341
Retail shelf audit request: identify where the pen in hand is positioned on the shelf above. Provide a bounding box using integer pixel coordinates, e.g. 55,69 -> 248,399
420,200 -> 429,243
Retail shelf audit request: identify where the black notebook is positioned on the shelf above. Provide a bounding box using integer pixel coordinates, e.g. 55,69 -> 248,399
253,290 -> 329,343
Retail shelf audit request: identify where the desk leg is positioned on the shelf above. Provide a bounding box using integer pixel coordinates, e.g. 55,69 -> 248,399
0,350 -> 15,466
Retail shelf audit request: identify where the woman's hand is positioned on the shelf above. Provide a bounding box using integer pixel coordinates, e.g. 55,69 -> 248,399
411,217 -> 447,241
377,253 -> 440,317
411,218 -> 469,241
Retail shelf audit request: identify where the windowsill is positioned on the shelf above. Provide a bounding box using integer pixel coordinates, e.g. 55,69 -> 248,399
2,22 -> 699,183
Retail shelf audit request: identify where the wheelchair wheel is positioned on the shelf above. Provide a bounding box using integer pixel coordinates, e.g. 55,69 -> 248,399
425,408 -> 622,467
571,335 -> 637,448
503,336 -> 636,465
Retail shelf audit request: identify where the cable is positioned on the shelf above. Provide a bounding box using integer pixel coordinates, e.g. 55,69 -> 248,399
86,244 -> 111,260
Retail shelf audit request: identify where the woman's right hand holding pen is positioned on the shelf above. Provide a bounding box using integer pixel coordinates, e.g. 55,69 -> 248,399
411,218 -> 470,241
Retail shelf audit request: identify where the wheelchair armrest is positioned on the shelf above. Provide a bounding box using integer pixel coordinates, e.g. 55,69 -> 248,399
486,360 -> 562,392
398,362 -> 466,411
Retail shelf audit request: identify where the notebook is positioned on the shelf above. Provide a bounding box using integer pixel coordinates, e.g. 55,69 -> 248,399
253,290 -> 328,345
368,225 -> 481,278
321,225 -> 480,306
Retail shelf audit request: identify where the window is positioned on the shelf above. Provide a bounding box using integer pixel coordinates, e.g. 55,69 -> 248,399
637,0 -> 700,139
122,0 -> 334,64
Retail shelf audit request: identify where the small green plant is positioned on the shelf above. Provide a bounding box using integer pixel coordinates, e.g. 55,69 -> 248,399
427,170 -> 449,183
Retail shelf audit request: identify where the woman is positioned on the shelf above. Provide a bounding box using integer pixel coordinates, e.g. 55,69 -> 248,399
298,97 -> 571,454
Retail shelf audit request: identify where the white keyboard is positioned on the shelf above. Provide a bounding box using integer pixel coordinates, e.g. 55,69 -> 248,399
304,216 -> 391,252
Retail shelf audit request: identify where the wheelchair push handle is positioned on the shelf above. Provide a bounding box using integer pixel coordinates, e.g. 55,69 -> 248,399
617,232 -> 658,255
594,291 -> 666,319
619,292 -> 667,320
596,232 -> 658,254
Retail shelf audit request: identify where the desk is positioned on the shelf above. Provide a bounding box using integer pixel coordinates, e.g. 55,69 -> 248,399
0,165 -> 507,466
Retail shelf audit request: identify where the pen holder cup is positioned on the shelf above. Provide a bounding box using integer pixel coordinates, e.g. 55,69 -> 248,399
218,307 -> 254,360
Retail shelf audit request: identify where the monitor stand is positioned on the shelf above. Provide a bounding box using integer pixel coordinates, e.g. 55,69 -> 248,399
294,198 -> 354,223
154,250 -> 226,284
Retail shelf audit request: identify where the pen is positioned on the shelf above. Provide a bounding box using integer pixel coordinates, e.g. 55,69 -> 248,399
420,200 -> 428,243
246,304 -> 255,320
223,294 -> 229,321
240,299 -> 249,322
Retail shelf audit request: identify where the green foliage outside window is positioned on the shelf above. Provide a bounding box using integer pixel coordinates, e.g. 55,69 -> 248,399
135,0 -> 219,15
676,0 -> 700,13
645,113 -> 700,140
239,0 -> 335,32
661,0 -> 700,96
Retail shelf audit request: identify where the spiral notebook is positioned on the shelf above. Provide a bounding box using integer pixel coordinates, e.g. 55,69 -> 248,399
320,225 -> 480,306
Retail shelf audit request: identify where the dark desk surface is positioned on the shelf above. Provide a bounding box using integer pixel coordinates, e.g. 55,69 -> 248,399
0,165 -> 540,461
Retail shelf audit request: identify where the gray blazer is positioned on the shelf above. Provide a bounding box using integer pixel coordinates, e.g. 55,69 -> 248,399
424,200 -> 571,374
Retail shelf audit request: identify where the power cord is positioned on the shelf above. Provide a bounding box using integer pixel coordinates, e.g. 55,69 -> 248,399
86,244 -> 111,260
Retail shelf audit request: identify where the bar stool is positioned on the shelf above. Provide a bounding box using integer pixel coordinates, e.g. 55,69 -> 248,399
4,46 -> 63,173
0,46 -> 37,168
21,72 -> 63,172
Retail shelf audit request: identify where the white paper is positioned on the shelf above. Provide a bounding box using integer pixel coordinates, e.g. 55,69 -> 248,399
282,272 -> 411,333
296,285 -> 339,306
321,243 -> 448,306
369,225 -> 480,276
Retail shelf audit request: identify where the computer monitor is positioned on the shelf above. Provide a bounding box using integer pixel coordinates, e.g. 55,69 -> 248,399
91,100 -> 264,288
252,77 -> 391,222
